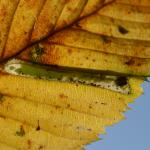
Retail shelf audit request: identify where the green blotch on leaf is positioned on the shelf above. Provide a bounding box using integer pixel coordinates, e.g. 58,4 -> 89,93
12,60 -> 130,94
9,66 -> 15,70
16,125 -> 25,137
30,44 -> 44,62
101,35 -> 111,43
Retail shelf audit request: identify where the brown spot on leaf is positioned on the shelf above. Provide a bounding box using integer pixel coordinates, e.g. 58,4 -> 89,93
67,7 -> 72,12
0,94 -> 4,103
59,94 -> 68,99
89,105 -> 92,109
67,104 -> 70,108
26,0 -> 37,7
36,120 -> 40,131
127,11 -> 131,14
125,59 -> 135,66
68,49 -> 73,54
38,145 -> 45,149
92,59 -> 96,62
55,105 -> 61,109
74,22 -> 82,28
40,44 -> 60,65
0,6 -> 7,17
118,25 -> 129,34
101,102 -> 107,105
75,84 -> 79,86
0,114 -> 6,119
125,58 -> 144,66
27,140 -> 32,149
104,59 -> 108,62
87,128 -> 92,132
101,35 -> 111,43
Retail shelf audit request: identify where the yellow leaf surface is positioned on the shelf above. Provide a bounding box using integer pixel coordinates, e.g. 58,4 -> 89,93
3,0 -> 45,59
0,74 -> 143,118
48,28 -> 150,58
54,0 -> 87,31
0,95 -> 115,140
0,0 -> 19,57
98,2 -> 150,23
0,143 -> 17,150
75,14 -> 150,41
19,43 -> 150,76
116,0 -> 150,7
0,116 -> 87,150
